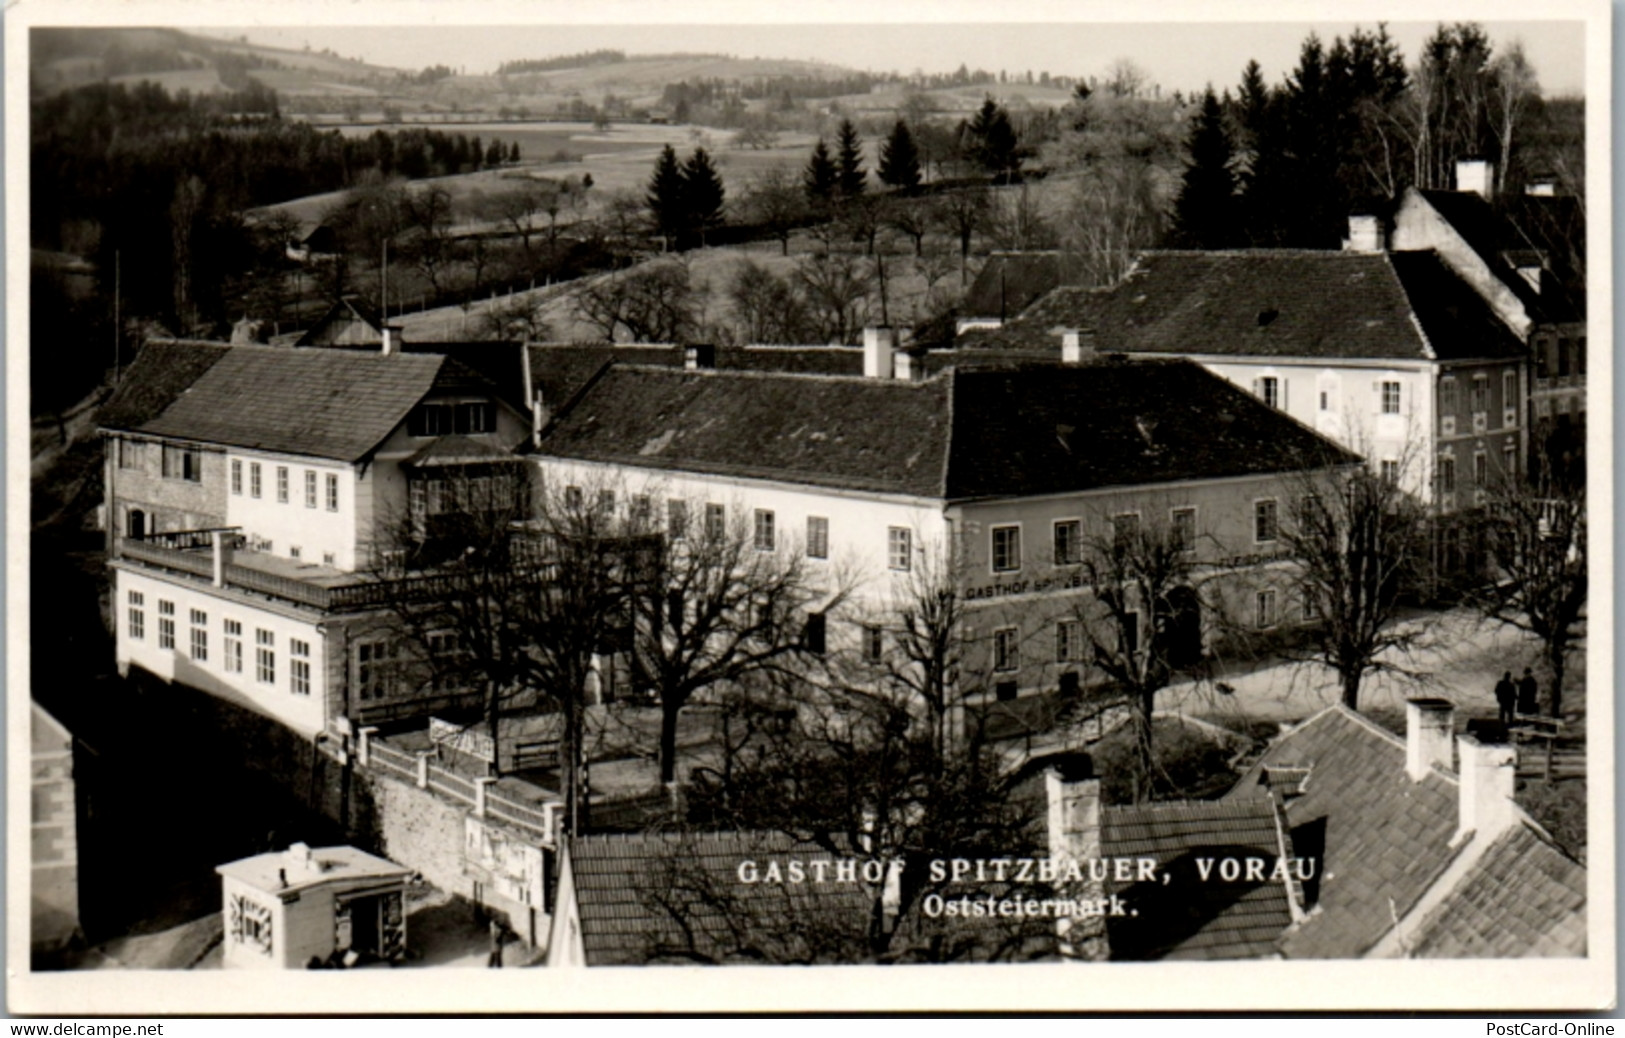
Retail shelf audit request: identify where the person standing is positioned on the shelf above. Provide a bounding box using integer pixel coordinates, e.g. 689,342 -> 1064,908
1516,667 -> 1540,717
1494,671 -> 1516,726
488,917 -> 506,968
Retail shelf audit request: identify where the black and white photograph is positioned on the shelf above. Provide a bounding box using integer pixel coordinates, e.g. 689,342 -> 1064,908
6,0 -> 1613,1015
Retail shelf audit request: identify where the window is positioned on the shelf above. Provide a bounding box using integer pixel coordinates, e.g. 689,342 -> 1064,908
120,440 -> 145,471
189,608 -> 208,662
356,640 -> 396,701
1380,459 -> 1399,484
274,466 -> 288,503
1259,376 -> 1280,409
305,470 -> 317,508
127,590 -> 145,640
407,403 -> 453,437
597,489 -> 615,515
1112,513 -> 1140,551
888,527 -> 912,571
1302,585 -> 1320,621
1503,371 -> 1518,426
455,402 -> 495,434
326,473 -> 339,513
807,516 -> 829,559
223,619 -> 243,674
1380,381 -> 1401,414
1474,451 -> 1488,487
667,499 -> 689,538
1254,500 -> 1279,543
991,525 -> 1021,572
229,457 -> 241,492
632,495 -> 652,525
290,640 -> 311,696
1470,374 -> 1489,413
754,509 -> 776,551
1438,455 -> 1456,494
1056,620 -> 1082,663
1171,508 -> 1197,552
564,486 -> 583,512
705,503 -> 726,540
1319,390 -> 1329,412
1439,377 -> 1458,415
289,546 -> 301,560
1052,520 -> 1081,565
803,612 -> 827,655
1503,442 -> 1517,478
250,463 -> 262,499
1255,589 -> 1277,629
162,444 -> 202,482
323,552 -> 336,567
157,600 -> 175,650
993,627 -> 1019,672
862,624 -> 884,663
255,629 -> 275,684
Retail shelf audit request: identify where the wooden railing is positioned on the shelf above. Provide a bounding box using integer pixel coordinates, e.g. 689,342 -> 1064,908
118,538 -> 216,579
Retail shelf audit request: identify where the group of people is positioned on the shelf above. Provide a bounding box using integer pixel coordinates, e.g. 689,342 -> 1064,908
1494,667 -> 1542,725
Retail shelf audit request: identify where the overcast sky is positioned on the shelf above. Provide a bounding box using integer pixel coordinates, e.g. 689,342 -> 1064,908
202,17 -> 1586,98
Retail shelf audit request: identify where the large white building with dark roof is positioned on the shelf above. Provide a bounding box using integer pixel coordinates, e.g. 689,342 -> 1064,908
101,341 -> 530,735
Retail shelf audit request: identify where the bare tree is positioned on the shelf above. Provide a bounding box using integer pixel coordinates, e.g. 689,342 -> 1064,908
794,253 -> 874,345
1476,469 -> 1586,717
727,259 -> 812,344
1071,510 -> 1205,803
883,197 -> 931,257
1488,42 -> 1539,196
738,167 -> 808,256
1276,456 -> 1432,712
985,183 -> 1058,251
573,260 -> 699,343
930,187 -> 990,285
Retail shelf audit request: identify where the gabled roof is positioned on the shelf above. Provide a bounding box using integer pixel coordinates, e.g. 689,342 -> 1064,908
534,360 -> 1358,501
961,251 -> 1065,320
1404,824 -> 1587,957
565,831 -> 873,965
525,344 -> 873,410
1102,798 -> 1295,960
294,296 -> 384,347
1386,251 -> 1529,361
958,249 -> 1525,363
98,340 -> 232,432
1227,706 -> 1465,958
1415,189 -> 1585,323
402,341 -> 529,414
129,346 -> 464,462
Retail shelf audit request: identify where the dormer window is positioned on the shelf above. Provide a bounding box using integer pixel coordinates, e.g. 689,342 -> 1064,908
408,401 -> 496,437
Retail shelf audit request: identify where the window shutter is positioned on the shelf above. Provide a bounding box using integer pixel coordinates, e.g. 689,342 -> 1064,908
1252,378 -> 1261,398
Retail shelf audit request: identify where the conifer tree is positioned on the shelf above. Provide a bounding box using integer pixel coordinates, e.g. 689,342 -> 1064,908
1169,88 -> 1239,248
681,147 -> 726,246
834,118 -> 867,198
804,138 -> 837,205
966,97 -> 1021,182
877,119 -> 922,192
648,144 -> 687,250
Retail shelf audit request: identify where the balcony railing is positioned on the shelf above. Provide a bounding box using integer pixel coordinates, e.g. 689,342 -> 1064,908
115,532 -> 513,613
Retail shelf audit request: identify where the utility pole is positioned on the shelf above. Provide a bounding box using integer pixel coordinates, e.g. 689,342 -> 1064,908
112,250 -> 121,383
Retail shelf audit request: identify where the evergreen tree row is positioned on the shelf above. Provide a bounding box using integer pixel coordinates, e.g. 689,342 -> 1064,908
646,145 -> 726,249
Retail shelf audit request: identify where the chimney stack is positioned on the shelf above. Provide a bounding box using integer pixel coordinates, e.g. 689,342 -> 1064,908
1405,698 -> 1455,781
1343,214 -> 1385,253
1455,733 -> 1518,843
1045,759 -> 1108,962
380,325 -> 396,355
862,326 -> 896,379
684,343 -> 716,370
531,390 -> 549,448
1061,329 -> 1095,364
894,349 -> 917,382
1455,159 -> 1494,199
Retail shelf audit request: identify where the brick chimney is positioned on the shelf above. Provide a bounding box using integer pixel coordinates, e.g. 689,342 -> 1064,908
1045,760 -> 1108,961
1405,698 -> 1455,781
1343,214 -> 1385,253
862,326 -> 896,379
1454,733 -> 1518,844
380,326 -> 396,355
1455,158 -> 1494,198
1061,329 -> 1095,364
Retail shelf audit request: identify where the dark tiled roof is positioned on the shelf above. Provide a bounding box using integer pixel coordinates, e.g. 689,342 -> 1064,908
1405,824 -> 1587,958
525,344 -> 872,410
294,296 -> 384,346
1102,798 -> 1295,960
537,360 -> 1357,500
536,365 -> 955,497
402,341 -> 529,413
135,346 -> 449,462
1387,251 -> 1530,361
958,250 -> 1526,363
566,831 -> 873,965
1227,706 -> 1464,958
98,340 -> 232,432
962,252 -> 1064,320
1416,190 -> 1585,323
941,361 -> 1360,500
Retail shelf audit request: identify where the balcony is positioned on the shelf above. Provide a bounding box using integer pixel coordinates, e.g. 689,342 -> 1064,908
114,528 -> 489,613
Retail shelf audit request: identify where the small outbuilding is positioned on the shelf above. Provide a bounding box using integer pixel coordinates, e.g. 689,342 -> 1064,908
216,843 -> 413,969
